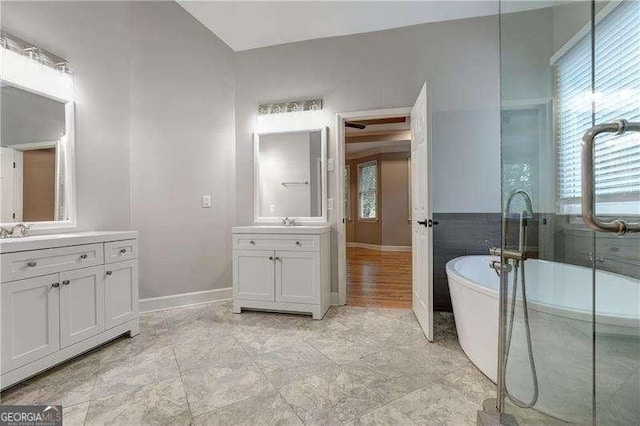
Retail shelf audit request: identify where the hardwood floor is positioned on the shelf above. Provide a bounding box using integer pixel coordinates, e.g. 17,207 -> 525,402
347,247 -> 412,309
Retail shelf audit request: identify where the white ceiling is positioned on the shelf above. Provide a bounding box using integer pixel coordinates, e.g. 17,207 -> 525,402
177,1 -> 500,52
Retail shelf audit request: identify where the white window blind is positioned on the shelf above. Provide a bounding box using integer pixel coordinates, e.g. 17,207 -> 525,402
555,1 -> 640,214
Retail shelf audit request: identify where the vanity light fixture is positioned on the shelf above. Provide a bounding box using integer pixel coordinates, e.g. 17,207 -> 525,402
1,33 -> 72,75
22,46 -> 44,63
55,61 -> 72,75
258,99 -> 323,115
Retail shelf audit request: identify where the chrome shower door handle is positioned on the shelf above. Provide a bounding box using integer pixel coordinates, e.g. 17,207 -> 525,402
582,119 -> 640,235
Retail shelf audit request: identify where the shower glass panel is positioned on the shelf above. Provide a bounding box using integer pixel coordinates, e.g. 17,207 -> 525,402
499,1 -> 639,423
592,1 -> 640,423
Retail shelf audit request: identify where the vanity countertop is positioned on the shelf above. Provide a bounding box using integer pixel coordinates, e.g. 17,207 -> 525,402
0,231 -> 138,254
232,225 -> 330,235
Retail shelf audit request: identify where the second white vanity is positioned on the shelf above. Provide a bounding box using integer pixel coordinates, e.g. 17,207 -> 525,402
235,126 -> 332,319
232,226 -> 331,319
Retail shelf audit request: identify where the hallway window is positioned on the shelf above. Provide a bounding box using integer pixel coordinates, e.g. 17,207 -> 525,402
554,1 -> 640,215
358,161 -> 377,220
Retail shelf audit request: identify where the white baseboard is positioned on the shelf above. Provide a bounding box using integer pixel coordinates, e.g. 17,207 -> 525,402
346,242 -> 412,252
331,291 -> 339,305
140,287 -> 232,312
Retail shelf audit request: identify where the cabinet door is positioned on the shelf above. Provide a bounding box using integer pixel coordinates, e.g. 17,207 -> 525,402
60,265 -> 105,348
1,274 -> 60,373
275,251 -> 319,304
104,260 -> 139,329
233,250 -> 275,301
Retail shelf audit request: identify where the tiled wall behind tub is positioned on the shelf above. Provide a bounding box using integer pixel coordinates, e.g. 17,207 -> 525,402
550,215 -> 640,280
432,213 -> 501,311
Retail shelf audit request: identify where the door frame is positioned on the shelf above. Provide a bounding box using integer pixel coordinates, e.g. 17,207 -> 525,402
335,107 -> 413,306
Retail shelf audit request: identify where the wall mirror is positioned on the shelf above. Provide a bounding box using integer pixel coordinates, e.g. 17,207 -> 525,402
0,45 -> 75,232
254,127 -> 327,223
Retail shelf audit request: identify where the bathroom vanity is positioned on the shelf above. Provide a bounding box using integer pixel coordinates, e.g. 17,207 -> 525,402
0,231 -> 139,389
232,226 -> 331,319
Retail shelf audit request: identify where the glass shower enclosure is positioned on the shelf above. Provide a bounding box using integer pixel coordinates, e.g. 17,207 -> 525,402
499,0 -> 639,424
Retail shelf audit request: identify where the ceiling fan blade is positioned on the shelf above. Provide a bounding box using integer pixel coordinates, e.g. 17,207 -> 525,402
345,121 -> 366,130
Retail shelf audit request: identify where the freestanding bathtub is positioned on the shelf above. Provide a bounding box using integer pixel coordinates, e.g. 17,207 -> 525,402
446,255 -> 640,383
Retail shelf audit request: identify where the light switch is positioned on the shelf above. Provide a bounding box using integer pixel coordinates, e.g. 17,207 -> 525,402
327,159 -> 334,171
328,198 -> 334,210
270,204 -> 276,212
202,195 -> 211,208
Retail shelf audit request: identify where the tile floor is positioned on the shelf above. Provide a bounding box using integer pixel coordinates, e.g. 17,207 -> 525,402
1,301 -> 495,425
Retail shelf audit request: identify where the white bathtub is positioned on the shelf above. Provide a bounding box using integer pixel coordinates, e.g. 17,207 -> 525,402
446,255 -> 640,383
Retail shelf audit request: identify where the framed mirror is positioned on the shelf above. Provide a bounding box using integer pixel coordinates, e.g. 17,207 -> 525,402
254,127 -> 328,223
1,46 -> 75,232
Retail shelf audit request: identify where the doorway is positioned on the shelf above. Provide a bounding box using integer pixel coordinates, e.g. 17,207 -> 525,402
336,83 -> 433,340
343,116 -> 412,309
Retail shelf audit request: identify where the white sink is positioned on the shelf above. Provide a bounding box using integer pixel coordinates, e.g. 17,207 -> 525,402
232,225 -> 330,234
0,231 -> 138,253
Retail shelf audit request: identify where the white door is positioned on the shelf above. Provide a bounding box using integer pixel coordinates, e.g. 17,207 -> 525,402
1,274 -> 60,372
105,259 -> 139,329
60,265 -> 105,348
275,250 -> 318,304
233,250 -> 275,301
411,82 -> 433,341
0,147 -> 16,222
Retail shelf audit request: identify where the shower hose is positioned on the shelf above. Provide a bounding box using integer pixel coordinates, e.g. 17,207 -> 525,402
503,258 -> 539,409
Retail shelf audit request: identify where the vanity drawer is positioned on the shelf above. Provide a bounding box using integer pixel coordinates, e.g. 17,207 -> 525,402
233,235 -> 320,252
1,244 -> 104,283
104,239 -> 138,264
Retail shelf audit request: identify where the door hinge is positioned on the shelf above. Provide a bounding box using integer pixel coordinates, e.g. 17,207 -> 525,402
13,162 -> 16,169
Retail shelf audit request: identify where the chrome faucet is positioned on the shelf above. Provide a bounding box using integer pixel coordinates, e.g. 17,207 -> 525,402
1,223 -> 31,239
488,189 -> 533,274
281,217 -> 297,227
0,226 -> 11,239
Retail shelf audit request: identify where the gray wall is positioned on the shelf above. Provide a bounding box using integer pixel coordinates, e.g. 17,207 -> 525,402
234,15 -> 502,294
129,2 -> 235,299
2,1 -> 236,299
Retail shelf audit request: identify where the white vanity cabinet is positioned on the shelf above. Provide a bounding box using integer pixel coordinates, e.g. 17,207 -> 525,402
0,231 -> 139,389
232,227 -> 331,319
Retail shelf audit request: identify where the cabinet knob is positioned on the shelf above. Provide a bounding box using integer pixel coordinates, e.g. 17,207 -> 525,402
275,257 -> 281,261
62,280 -> 70,286
119,248 -> 127,254
295,241 -> 301,246
250,240 -> 256,245
79,253 -> 88,260
27,260 -> 37,267
269,256 -> 274,261
51,282 -> 60,288
106,271 -> 113,276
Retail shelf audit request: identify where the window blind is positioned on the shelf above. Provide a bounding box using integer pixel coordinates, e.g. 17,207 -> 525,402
556,1 -> 640,214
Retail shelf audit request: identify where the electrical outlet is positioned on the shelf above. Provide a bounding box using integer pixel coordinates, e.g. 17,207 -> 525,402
202,195 -> 211,208
327,159 -> 334,171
